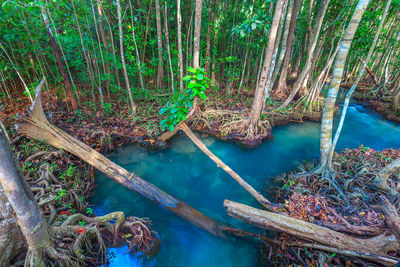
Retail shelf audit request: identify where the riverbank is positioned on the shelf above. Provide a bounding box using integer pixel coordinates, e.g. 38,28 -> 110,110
1,90 -> 323,150
265,146 -> 400,265
352,83 -> 400,123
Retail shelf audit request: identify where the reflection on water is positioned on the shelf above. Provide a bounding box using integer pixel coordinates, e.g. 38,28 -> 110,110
91,104 -> 400,267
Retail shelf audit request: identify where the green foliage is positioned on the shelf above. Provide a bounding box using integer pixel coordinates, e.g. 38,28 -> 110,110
102,102 -> 113,115
60,163 -> 76,180
159,67 -> 211,131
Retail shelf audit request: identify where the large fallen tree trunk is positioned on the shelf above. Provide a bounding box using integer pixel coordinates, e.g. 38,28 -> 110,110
16,80 -> 224,237
224,200 -> 399,265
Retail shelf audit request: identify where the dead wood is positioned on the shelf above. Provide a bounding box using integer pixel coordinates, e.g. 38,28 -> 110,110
224,200 -> 399,264
179,122 -> 279,211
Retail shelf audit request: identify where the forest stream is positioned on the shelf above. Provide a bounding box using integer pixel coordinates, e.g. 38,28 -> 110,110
91,103 -> 400,267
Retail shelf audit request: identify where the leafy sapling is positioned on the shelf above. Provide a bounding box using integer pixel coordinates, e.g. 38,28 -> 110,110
159,67 -> 211,131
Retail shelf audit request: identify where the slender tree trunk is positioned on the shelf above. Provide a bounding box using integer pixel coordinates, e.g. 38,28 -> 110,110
129,1 -> 145,91
330,0 -> 391,165
270,0 -> 294,90
0,41 -> 33,103
155,0 -> 164,89
164,3 -> 175,95
90,0 -> 107,105
96,0 -> 111,100
177,0 -> 184,92
103,10 -> 122,90
318,0 -> 370,172
281,0 -> 330,108
264,0 -> 288,98
116,0 -> 136,113
40,7 -> 77,110
246,0 -> 285,139
274,0 -> 300,98
205,0 -> 214,73
193,0 -> 203,69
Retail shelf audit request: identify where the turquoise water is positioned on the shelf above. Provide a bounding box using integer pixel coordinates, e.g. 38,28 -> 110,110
91,104 -> 400,266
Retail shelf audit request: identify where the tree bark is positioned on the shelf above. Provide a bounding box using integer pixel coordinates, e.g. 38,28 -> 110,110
179,123 -> 276,210
164,3 -> 175,96
155,0 -> 164,89
0,106 -> 55,266
40,7 -> 77,110
280,0 -> 330,108
274,0 -> 300,99
329,0 -> 391,165
193,0 -> 203,69
116,0 -> 136,113
177,0 -> 184,92
224,200 -> 399,264
129,1 -> 145,91
319,0 -> 370,172
205,0 -> 214,73
246,0 -> 285,139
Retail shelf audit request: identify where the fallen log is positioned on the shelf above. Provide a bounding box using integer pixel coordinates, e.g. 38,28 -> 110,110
16,79 -> 224,237
382,196 -> 400,247
179,122 -> 278,211
224,200 -> 399,264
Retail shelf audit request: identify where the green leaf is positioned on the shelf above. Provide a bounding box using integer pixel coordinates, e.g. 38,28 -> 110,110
251,22 -> 256,30
188,81 -> 196,88
187,66 -> 196,73
196,74 -> 204,80
183,75 -> 192,81
159,107 -> 167,114
168,124 -> 175,132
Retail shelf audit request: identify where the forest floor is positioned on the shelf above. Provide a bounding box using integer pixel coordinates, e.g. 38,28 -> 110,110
262,146 -> 400,266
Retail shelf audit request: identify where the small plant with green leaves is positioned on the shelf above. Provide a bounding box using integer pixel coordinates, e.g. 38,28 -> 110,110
86,207 -> 94,215
102,102 -> 113,115
60,163 -> 77,180
159,67 -> 210,131
55,189 -> 67,201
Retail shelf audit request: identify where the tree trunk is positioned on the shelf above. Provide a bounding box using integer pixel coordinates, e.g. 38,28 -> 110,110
177,0 -> 184,92
246,0 -> 285,140
0,108 -> 57,266
281,0 -> 330,108
205,0 -> 214,73
319,0 -> 370,172
270,0 -> 294,91
193,0 -> 203,69
40,7 -> 77,110
274,0 -> 300,98
164,3 -> 175,96
155,0 -> 164,89
90,0 -> 108,103
116,0 -> 136,113
224,200 -> 398,265
329,0 -> 391,165
264,0 -> 288,98
129,1 -> 145,91
179,123 -> 276,210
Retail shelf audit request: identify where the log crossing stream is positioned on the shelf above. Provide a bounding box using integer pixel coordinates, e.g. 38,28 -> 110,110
91,104 -> 400,266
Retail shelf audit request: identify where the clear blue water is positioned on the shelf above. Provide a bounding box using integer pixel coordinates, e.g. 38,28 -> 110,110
90,104 -> 400,267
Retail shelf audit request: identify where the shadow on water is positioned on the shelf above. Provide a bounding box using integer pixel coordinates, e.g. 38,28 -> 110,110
91,103 -> 400,267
